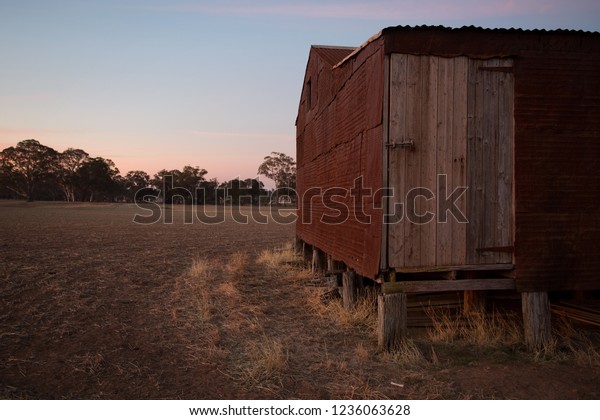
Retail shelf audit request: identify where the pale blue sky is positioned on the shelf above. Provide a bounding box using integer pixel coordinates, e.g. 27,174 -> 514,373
1,0 -> 598,184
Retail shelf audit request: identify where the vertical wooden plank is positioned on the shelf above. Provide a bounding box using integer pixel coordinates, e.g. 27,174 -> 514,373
497,58 -> 515,264
467,59 -> 485,265
377,293 -> 407,350
522,292 -> 552,351
419,56 -> 438,268
388,54 -> 408,269
404,54 -> 423,267
466,58 -> 517,266
466,58 -> 515,266
466,58 -> 476,264
381,54 -> 390,270
483,58 -> 500,264
436,57 -> 454,266
452,56 -> 469,266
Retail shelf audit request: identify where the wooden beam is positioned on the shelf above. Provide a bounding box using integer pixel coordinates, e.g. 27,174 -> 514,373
522,292 -> 552,351
378,293 -> 407,350
382,278 -> 515,294
393,263 -> 514,273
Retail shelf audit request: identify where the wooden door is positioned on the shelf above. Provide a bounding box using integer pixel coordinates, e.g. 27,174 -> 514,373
386,54 -> 513,270
466,58 -> 514,265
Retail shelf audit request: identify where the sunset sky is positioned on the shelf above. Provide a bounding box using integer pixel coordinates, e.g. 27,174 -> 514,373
1,0 -> 598,185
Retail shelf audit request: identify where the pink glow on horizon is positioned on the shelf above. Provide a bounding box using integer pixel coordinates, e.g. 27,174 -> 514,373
190,130 -> 294,141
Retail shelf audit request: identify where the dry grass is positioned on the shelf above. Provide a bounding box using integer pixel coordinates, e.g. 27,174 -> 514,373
354,342 -> 370,361
187,257 -> 214,282
182,257 -> 215,322
216,281 -> 241,299
256,242 -> 303,269
308,287 -> 377,331
382,339 -> 427,368
569,335 -> 600,367
239,337 -> 288,387
226,251 -> 248,275
426,307 -> 522,348
425,305 -> 600,368
533,319 -> 600,366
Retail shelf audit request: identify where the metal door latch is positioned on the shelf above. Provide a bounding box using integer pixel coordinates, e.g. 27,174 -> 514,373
385,140 -> 415,149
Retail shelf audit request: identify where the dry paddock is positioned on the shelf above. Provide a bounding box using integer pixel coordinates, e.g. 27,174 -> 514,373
0,200 -> 598,399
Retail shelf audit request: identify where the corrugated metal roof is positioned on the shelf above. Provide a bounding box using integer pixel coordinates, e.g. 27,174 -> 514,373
381,24 -> 599,34
334,25 -> 600,67
311,45 -> 355,67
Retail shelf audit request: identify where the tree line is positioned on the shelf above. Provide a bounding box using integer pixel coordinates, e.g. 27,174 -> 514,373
0,139 -> 296,204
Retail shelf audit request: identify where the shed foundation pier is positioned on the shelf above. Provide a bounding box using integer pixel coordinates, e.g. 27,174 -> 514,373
522,292 -> 552,351
377,293 -> 407,350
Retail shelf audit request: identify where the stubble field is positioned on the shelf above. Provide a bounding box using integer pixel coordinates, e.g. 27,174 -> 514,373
0,200 -> 598,399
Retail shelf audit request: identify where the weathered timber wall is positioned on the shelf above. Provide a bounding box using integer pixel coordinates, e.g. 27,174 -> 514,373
383,27 -> 600,291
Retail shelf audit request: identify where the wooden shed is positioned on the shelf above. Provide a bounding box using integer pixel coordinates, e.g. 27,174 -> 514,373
295,26 -> 600,349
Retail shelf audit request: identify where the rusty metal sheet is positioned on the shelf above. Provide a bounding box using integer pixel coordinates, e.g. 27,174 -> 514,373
296,45 -> 385,278
513,48 -> 600,292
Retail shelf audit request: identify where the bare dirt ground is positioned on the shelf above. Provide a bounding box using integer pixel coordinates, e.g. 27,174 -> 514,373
0,201 -> 598,399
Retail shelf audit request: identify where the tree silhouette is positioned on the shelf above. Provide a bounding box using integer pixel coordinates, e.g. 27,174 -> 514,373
76,157 -> 120,202
0,139 -> 59,201
257,152 -> 296,192
56,148 -> 89,201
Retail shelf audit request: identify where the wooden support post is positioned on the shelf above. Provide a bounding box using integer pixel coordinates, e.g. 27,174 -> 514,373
522,292 -> 551,351
311,248 -> 327,274
294,236 -> 303,254
463,290 -> 486,315
311,249 -> 321,274
319,250 -> 327,272
302,243 -> 312,266
378,293 -> 407,350
342,270 -> 358,309
327,254 -> 334,274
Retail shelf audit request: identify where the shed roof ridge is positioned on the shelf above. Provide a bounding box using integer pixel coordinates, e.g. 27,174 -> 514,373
380,24 -> 600,35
